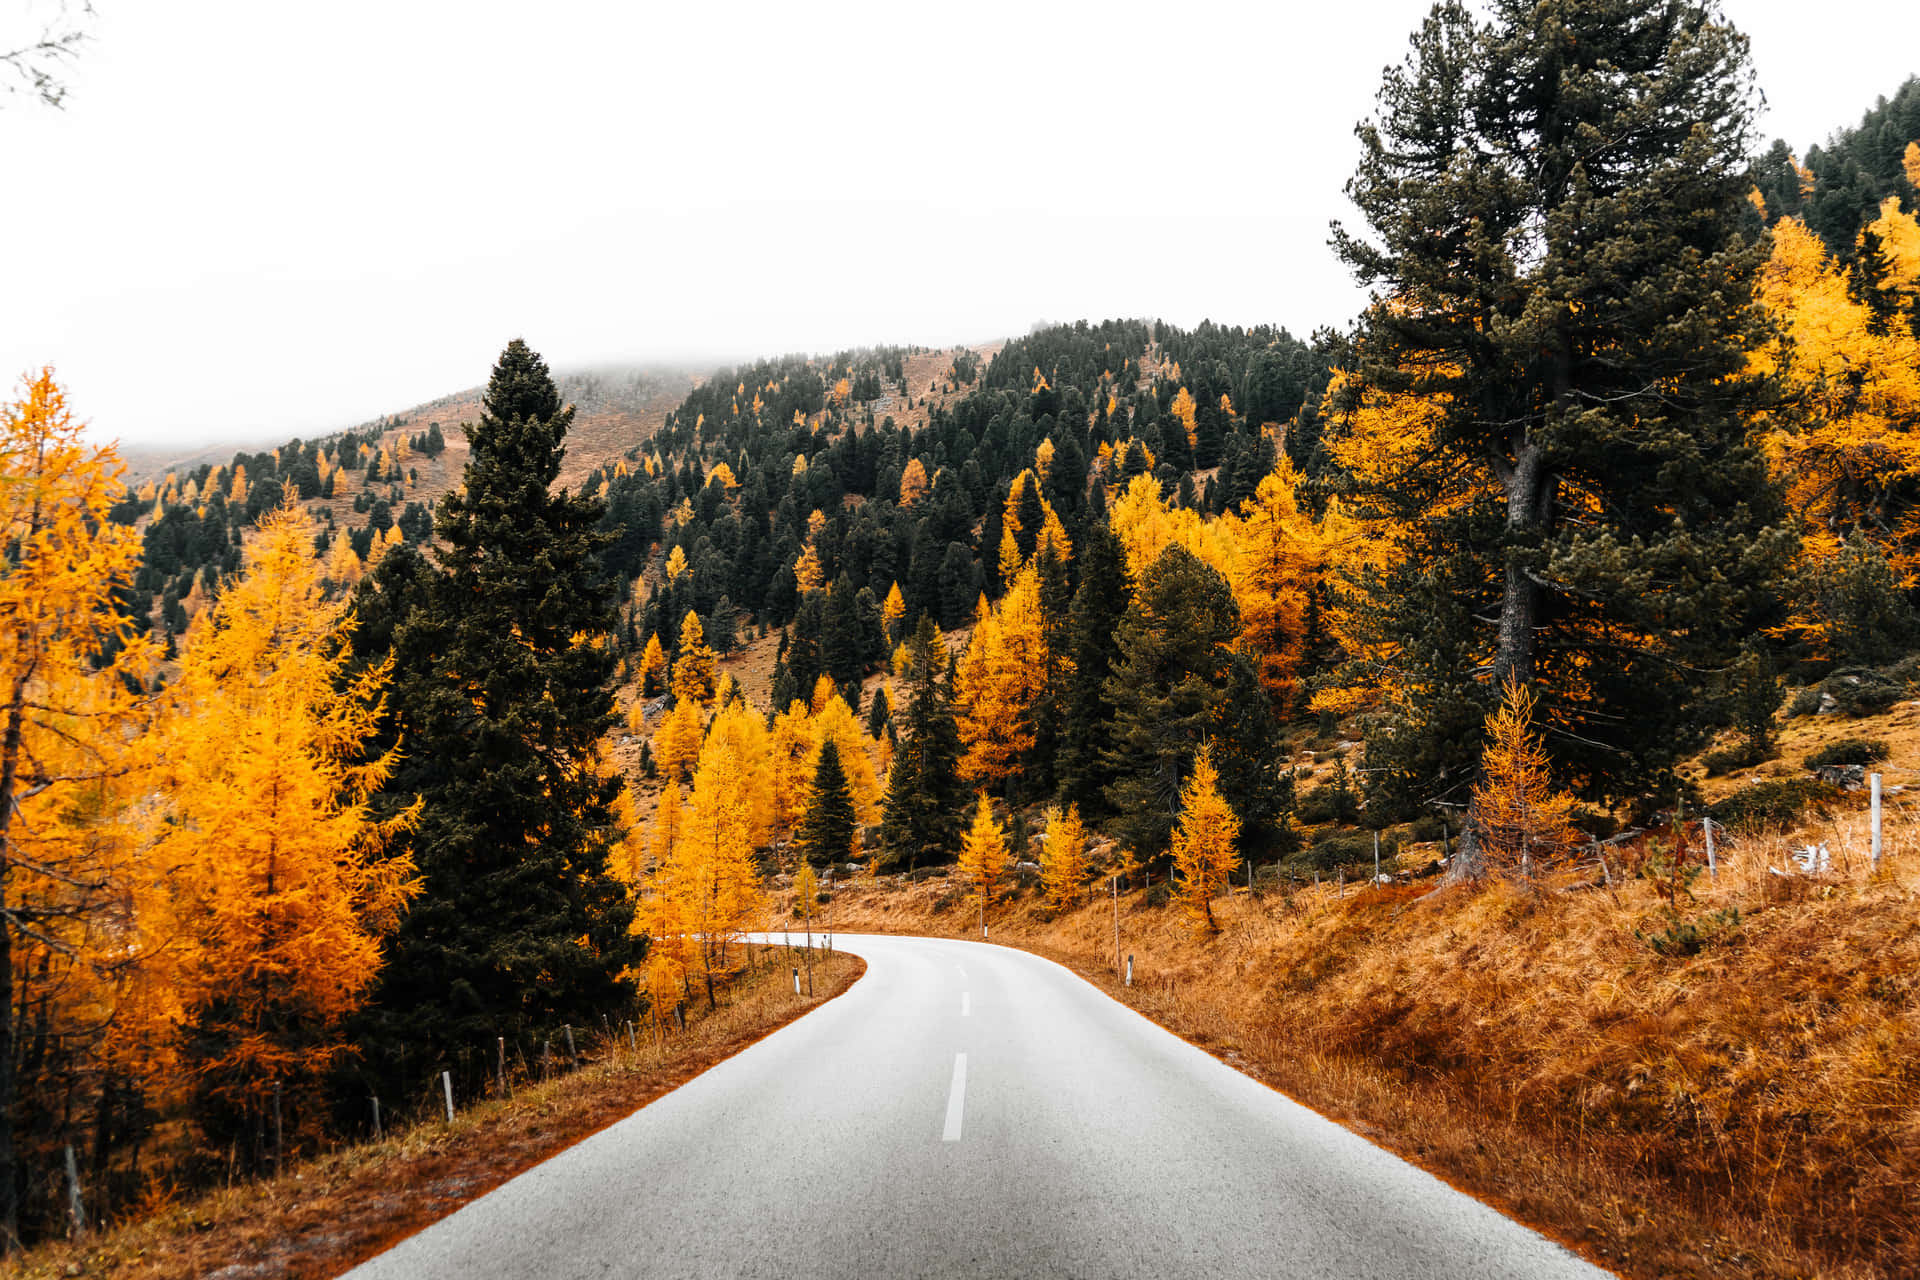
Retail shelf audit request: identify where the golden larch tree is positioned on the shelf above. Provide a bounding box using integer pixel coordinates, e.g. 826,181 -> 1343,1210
670,610 -> 718,705
1470,674 -> 1582,879
898,457 -> 930,506
1170,746 -> 1239,934
1038,803 -> 1088,912
158,500 -> 421,1163
955,794 -> 1006,934
0,370 -> 161,1242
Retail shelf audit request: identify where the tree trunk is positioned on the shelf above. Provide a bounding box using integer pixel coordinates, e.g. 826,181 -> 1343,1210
0,672 -> 32,1251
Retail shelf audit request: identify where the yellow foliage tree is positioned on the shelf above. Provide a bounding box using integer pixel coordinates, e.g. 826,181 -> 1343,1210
881,580 -> 906,643
955,794 -> 1006,933
1469,674 -> 1582,879
652,695 -> 705,784
670,610 -> 717,704
0,371 -> 162,1231
899,457 -> 930,506
1170,387 -> 1199,453
662,729 -> 766,1006
1170,746 -> 1239,934
665,544 -> 689,580
638,631 -> 668,694
1039,803 -> 1087,912
159,500 -> 421,1154
793,542 -> 826,595
953,563 -> 1049,786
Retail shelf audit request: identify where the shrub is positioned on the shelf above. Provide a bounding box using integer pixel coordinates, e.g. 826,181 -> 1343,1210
1707,778 -> 1839,831
1823,667 -> 1906,717
1803,737 -> 1890,769
1785,686 -> 1823,718
1703,743 -> 1766,777
1295,779 -> 1360,826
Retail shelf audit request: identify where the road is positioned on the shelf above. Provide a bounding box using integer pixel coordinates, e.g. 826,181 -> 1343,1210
346,933 -> 1607,1279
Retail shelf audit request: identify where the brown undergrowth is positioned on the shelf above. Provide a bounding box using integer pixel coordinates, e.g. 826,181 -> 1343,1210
807,799 -> 1920,1279
5,947 -> 863,1280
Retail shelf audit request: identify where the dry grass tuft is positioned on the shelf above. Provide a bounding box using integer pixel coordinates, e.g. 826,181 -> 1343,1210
7,948 -> 862,1280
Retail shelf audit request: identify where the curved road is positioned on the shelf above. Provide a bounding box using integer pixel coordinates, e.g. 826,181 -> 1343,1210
347,934 -> 1605,1279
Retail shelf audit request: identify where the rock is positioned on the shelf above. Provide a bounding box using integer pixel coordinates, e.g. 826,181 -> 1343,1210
1811,763 -> 1866,789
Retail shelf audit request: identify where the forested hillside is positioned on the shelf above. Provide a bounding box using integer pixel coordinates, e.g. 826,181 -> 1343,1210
5,0 -> 1920,1272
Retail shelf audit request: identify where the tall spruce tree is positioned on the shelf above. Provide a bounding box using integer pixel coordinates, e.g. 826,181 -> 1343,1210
794,739 -> 856,868
346,340 -> 639,1099
877,616 -> 964,869
1100,546 -> 1241,860
1056,523 -> 1132,816
1329,0 -> 1795,837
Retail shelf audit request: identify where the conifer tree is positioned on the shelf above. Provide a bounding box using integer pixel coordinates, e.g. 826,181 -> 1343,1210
1057,523 -> 1132,815
1329,0 -> 1796,831
877,617 -> 964,869
794,739 -> 856,868
163,502 -> 421,1169
955,794 -> 1006,935
1038,804 -> 1088,912
1171,746 -> 1239,934
1471,675 -> 1581,879
348,340 -> 639,1098
670,610 -> 716,705
0,372 -> 157,1246
1101,546 -> 1240,859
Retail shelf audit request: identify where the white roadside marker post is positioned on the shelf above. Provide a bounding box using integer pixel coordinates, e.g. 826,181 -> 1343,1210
1871,773 -> 1883,869
441,1071 -> 455,1124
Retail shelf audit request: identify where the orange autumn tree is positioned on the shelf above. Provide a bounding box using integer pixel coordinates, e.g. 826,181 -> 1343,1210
1038,803 -> 1087,912
1170,746 -> 1239,934
1469,674 -> 1581,880
0,370 -> 160,1244
953,564 -> 1049,788
159,500 -> 421,1167
655,724 -> 765,1008
955,793 -> 1006,935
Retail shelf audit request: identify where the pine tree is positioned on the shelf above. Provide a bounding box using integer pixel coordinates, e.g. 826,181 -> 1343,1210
1328,0 -> 1796,832
1100,546 -> 1240,860
877,617 -> 964,870
794,739 -> 856,867
348,340 -> 640,1100
1057,523 -> 1132,815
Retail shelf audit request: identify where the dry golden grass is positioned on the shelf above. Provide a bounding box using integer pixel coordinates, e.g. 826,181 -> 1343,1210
804,790 -> 1920,1279
6,948 -> 862,1280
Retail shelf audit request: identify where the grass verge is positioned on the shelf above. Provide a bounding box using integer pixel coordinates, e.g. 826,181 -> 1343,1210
804,796 -> 1920,1280
9,947 -> 862,1280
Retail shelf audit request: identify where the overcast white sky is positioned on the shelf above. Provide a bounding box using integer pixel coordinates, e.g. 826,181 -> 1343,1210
1,0 -> 1914,448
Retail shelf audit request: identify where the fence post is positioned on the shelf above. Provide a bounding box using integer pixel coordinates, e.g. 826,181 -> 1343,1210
1125,954 -> 1133,988
441,1070 -> 455,1124
565,1025 -> 578,1071
1703,817 -> 1717,881
792,965 -> 800,996
627,1020 -> 637,1053
63,1144 -> 85,1239
371,1095 -> 382,1141
1373,831 -> 1381,886
497,1037 -> 507,1100
1871,773 -> 1883,869
272,1079 -> 283,1178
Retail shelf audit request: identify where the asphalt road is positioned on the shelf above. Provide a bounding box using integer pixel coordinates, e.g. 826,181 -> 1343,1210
346,933 -> 1607,1279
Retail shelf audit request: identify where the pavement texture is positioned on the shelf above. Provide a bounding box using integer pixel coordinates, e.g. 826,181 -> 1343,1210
346,933 -> 1608,1279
